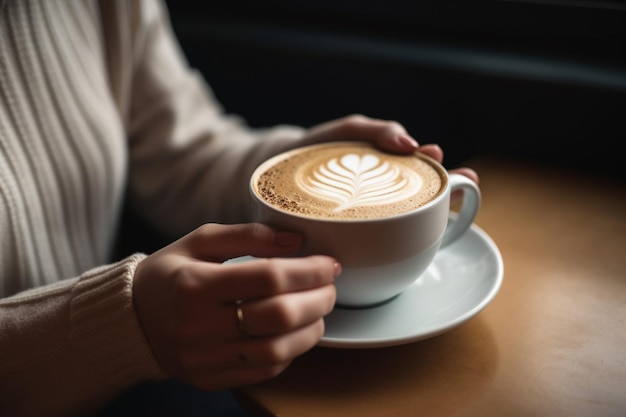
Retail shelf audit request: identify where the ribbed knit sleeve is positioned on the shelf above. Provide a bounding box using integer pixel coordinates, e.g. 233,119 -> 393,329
0,254 -> 167,417
110,0 -> 306,237
0,0 -> 309,415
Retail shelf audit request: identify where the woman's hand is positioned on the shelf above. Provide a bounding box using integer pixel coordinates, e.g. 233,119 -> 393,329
302,114 -> 479,204
132,223 -> 338,391
302,114 -> 422,154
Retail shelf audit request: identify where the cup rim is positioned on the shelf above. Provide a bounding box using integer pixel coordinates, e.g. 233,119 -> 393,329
249,141 -> 450,224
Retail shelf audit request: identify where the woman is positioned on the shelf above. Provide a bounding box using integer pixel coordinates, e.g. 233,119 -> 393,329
0,1 -> 478,416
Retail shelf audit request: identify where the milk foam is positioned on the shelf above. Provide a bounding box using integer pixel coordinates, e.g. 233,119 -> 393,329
255,143 -> 444,220
296,153 -> 423,212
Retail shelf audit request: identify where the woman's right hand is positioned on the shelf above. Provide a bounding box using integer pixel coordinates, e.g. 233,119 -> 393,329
132,223 -> 339,391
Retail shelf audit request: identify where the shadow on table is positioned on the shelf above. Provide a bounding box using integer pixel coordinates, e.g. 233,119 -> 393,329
237,316 -> 498,416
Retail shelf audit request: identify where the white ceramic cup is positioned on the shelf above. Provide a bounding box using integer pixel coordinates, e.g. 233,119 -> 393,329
249,142 -> 480,308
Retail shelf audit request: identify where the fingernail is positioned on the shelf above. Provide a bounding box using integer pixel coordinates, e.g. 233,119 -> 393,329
398,134 -> 418,150
333,261 -> 342,277
274,232 -> 302,247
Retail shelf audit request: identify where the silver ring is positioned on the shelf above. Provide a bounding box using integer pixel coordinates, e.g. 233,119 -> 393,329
235,300 -> 248,337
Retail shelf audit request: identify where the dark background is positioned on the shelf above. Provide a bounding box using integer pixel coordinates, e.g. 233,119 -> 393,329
164,0 -> 625,179
115,0 -> 625,258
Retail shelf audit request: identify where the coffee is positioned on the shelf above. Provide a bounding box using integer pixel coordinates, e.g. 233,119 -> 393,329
250,141 -> 480,307
253,142 -> 445,220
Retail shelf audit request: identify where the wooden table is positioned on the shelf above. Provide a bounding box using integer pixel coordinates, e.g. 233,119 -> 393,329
234,155 -> 626,417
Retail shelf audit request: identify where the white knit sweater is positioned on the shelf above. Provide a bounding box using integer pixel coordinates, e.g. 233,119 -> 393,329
0,1 -> 305,415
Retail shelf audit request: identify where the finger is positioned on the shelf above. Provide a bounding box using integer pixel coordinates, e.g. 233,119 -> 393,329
237,284 -> 336,336
210,256 -> 340,302
449,167 -> 479,207
236,319 -> 325,367
186,319 -> 325,381
449,167 -> 479,184
416,144 -> 444,163
174,282 -> 335,343
179,223 -> 303,262
305,114 -> 419,153
157,256 -> 338,341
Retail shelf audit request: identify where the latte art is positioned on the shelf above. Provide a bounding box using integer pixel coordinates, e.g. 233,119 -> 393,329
253,142 -> 445,220
297,153 -> 422,212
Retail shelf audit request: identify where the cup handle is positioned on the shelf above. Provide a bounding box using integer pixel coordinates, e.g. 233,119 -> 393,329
440,173 -> 481,248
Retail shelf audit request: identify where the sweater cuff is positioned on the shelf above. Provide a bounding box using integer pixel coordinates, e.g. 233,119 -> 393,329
70,254 -> 168,389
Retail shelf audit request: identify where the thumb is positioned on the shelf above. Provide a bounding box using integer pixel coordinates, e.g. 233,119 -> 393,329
178,223 -> 303,262
304,115 -> 418,154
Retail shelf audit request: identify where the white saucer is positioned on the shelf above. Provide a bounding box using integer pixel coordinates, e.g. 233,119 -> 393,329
319,223 -> 503,349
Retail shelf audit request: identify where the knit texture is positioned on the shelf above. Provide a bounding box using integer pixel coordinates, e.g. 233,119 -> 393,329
0,0 -> 305,415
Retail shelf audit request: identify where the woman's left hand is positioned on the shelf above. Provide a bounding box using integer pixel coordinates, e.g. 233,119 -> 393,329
301,114 -> 479,204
